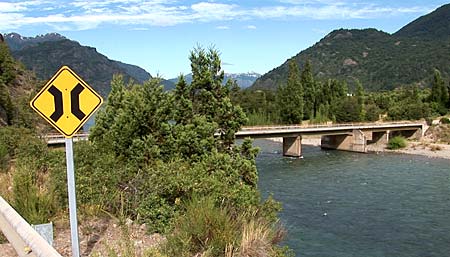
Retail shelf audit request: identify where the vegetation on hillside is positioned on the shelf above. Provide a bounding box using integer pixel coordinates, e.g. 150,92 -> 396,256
0,41 -> 37,127
234,57 -> 450,125
252,4 -> 450,92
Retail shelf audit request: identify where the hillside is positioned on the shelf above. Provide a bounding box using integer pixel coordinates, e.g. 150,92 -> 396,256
0,41 -> 39,127
3,33 -> 165,97
394,4 -> 450,39
251,4 -> 450,91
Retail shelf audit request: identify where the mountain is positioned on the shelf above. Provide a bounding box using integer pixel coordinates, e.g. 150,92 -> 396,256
226,72 -> 261,88
394,4 -> 450,39
251,4 -> 450,91
4,32 -> 66,51
169,72 -> 260,89
3,33 -> 161,97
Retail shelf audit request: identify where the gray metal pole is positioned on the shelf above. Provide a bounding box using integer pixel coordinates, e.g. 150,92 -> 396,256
65,138 -> 80,257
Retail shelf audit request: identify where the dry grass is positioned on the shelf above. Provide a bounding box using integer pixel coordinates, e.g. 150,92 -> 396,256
0,169 -> 13,201
238,219 -> 273,257
429,144 -> 443,151
235,219 -> 286,257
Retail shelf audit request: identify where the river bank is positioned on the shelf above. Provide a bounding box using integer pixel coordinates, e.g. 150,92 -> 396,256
266,136 -> 450,160
387,140 -> 450,160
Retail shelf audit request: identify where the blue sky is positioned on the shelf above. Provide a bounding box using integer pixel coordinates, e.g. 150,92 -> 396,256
1,0 -> 448,78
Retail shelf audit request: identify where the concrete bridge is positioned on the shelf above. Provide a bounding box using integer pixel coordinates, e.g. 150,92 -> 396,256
44,122 -> 424,157
236,122 -> 424,157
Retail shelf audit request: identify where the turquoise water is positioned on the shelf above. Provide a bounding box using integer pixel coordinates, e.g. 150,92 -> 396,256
255,140 -> 450,257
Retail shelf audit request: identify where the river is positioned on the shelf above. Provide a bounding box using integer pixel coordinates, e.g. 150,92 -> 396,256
255,139 -> 450,257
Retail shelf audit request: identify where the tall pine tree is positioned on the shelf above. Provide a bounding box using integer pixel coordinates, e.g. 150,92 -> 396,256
301,60 -> 315,120
276,59 -> 303,124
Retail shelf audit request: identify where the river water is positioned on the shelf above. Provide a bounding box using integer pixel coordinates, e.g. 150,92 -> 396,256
255,139 -> 450,257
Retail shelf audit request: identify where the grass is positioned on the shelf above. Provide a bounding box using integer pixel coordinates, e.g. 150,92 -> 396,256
162,195 -> 291,257
12,161 -> 57,224
0,171 -> 13,201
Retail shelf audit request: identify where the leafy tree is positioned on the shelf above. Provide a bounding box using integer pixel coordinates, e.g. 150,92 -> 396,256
335,97 -> 361,122
276,59 -> 304,124
364,103 -> 382,122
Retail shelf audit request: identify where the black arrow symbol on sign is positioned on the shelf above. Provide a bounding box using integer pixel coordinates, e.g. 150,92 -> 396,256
71,83 -> 86,120
49,85 -> 63,122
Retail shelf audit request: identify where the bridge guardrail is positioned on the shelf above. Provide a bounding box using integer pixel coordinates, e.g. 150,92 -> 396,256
240,121 -> 424,131
0,196 -> 62,257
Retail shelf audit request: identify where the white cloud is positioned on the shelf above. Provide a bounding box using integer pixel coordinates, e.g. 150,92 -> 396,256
0,0 -> 435,31
0,2 -> 30,12
130,27 -> 150,31
216,25 -> 230,30
246,25 -> 257,29
191,2 -> 241,21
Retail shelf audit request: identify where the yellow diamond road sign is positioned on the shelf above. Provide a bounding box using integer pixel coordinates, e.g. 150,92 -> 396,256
30,66 -> 103,138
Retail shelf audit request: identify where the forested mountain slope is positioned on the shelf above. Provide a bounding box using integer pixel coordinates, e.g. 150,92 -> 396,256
3,33 -> 166,97
251,4 -> 450,91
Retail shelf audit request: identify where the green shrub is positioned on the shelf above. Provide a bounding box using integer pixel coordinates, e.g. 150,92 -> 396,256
387,136 -> 407,149
440,117 -> 450,124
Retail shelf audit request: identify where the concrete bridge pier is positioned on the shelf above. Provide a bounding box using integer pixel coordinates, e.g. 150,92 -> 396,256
320,129 -> 367,153
283,136 -> 302,157
366,131 -> 389,151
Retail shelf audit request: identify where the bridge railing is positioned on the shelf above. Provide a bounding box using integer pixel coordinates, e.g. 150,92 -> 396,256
40,133 -> 89,145
0,196 -> 62,257
41,133 -> 89,140
240,121 -> 424,131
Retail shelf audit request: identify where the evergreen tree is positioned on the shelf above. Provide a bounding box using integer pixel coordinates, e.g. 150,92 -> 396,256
355,80 -> 365,121
173,75 -> 193,124
0,42 -> 16,85
430,69 -> 445,103
90,74 -> 128,145
441,78 -> 449,107
301,60 -> 315,119
448,81 -> 450,106
430,69 -> 448,114
276,59 -> 303,124
0,81 -> 14,125
187,46 -> 247,149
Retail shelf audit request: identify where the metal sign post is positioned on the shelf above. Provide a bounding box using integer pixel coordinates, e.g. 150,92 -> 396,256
30,66 -> 103,257
65,137 -> 80,257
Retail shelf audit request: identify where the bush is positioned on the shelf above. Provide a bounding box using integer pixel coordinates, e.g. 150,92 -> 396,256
12,161 -> 57,224
440,117 -> 450,124
387,136 -> 407,150
162,195 -> 291,257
